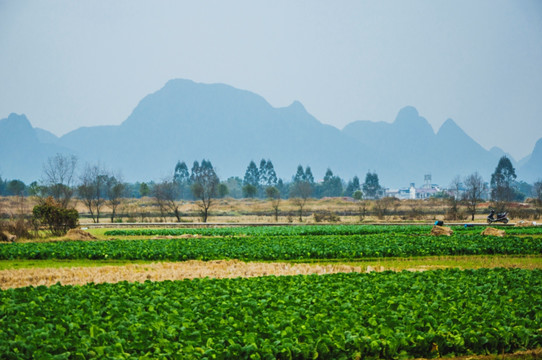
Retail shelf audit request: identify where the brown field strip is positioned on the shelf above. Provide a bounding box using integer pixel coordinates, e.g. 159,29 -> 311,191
0,260 -> 364,289
3,256 -> 541,289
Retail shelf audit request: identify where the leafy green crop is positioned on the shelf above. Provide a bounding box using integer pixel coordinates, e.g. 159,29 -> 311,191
1,233 -> 541,261
103,225 -> 435,237
1,268 -> 541,359
104,224 -> 542,237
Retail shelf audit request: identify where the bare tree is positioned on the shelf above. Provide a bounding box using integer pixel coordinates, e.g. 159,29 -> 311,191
78,164 -> 108,223
41,153 -> 78,208
106,175 -> 126,223
374,197 -> 397,220
353,190 -> 367,221
290,181 -> 312,222
266,186 -> 281,222
463,172 -> 486,221
446,175 -> 462,220
153,179 -> 181,222
191,160 -> 219,223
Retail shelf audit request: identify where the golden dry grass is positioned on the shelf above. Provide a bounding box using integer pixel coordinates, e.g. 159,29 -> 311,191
3,255 -> 541,289
2,195 -> 540,225
0,260 -> 364,289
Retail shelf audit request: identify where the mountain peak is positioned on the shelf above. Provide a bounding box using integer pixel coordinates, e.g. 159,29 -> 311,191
519,137 -> 542,182
393,106 -> 434,136
1,113 -> 34,132
531,138 -> 542,158
0,113 -> 39,154
286,100 -> 308,113
437,118 -> 464,136
394,106 -> 420,124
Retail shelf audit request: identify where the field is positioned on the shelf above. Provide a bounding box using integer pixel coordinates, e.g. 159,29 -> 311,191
2,195 -> 540,224
1,224 -> 542,359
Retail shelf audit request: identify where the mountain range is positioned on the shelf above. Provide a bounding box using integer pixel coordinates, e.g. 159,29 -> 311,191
1,79 -> 540,188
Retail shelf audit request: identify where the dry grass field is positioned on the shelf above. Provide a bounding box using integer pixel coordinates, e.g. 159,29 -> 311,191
1,195 -> 539,225
0,260 -> 365,289
2,255 -> 541,290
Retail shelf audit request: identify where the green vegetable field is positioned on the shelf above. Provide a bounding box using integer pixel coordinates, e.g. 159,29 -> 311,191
1,224 -> 541,359
1,268 -> 541,359
102,224 -> 542,237
0,233 -> 541,261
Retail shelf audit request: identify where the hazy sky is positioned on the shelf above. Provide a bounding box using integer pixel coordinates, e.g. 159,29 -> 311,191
1,0 -> 541,160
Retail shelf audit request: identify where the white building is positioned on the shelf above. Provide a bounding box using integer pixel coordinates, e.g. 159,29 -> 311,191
385,175 -> 441,200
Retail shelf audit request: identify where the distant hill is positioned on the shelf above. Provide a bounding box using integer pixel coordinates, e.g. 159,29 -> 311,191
0,113 -> 71,182
56,79 -> 386,184
1,79 -> 539,187
342,107 -> 506,186
519,138 -> 542,183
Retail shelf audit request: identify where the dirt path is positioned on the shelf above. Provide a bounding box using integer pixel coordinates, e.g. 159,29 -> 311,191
0,260 -> 366,289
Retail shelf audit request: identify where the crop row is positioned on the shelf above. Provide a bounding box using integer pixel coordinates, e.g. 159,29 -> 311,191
103,225 -> 431,237
103,224 -> 542,237
1,268 -> 541,359
1,234 -> 541,261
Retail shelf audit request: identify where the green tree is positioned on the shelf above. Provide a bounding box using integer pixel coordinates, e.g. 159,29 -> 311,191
191,160 -> 219,222
218,183 -> 229,198
243,161 -> 260,197
174,161 -> 191,200
363,172 -> 381,199
344,176 -> 361,197
293,165 -> 305,183
6,179 -> 26,196
242,184 -> 258,198
224,177 -> 243,199
32,197 -> 78,236
321,168 -> 343,197
304,166 -> 314,184
139,182 -> 150,197
260,159 -> 278,187
490,156 -> 517,209
28,181 -> 45,197
243,161 -> 260,187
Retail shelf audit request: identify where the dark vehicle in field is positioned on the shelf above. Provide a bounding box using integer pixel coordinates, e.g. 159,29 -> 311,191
487,209 -> 509,224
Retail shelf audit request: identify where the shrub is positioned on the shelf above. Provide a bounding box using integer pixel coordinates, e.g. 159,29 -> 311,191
313,211 -> 340,222
32,197 -> 79,236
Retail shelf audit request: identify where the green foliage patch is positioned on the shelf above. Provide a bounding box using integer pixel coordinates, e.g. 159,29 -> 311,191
1,269 -> 541,359
0,233 -> 541,261
103,225 -> 542,237
103,225 -> 433,237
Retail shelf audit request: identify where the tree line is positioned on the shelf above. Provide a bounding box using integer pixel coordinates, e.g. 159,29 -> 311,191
1,154 -> 541,224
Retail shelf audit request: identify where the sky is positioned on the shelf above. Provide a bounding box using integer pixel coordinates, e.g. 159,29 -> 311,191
1,0 -> 541,161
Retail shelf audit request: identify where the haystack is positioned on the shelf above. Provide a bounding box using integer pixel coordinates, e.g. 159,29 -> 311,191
515,220 -> 535,227
0,231 -> 16,242
430,225 -> 453,236
481,227 -> 505,237
65,229 -> 97,240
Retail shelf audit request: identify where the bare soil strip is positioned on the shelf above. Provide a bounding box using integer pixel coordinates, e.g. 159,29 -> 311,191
0,260 -> 364,289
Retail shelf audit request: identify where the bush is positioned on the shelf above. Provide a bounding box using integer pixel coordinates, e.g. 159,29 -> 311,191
313,211 -> 340,222
32,197 -> 79,236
